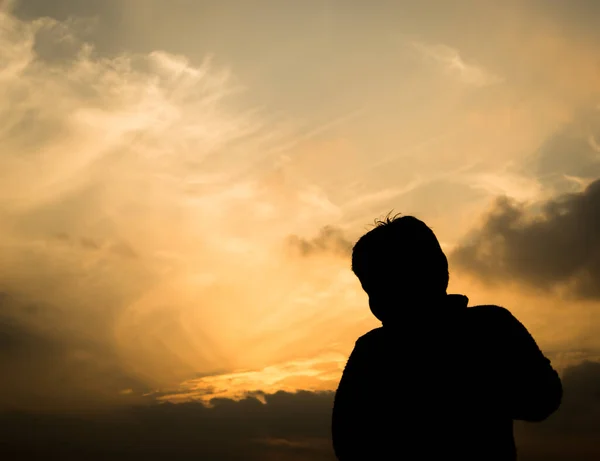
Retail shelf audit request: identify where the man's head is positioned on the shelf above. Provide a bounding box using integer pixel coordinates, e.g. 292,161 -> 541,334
351,213 -> 449,321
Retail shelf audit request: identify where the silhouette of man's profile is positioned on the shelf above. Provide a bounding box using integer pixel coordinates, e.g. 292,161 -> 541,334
332,214 -> 562,461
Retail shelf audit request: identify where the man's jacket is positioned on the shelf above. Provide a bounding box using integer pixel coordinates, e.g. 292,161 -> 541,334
331,295 -> 562,461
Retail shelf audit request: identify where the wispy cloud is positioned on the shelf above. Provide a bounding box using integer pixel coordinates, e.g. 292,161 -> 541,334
462,168 -> 544,202
287,226 -> 353,258
154,353 -> 346,404
413,41 -> 503,87
341,179 -> 424,211
589,134 -> 600,153
0,8 -> 366,410
451,178 -> 600,300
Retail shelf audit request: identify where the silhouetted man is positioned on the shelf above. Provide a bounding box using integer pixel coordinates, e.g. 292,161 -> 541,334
332,215 -> 562,461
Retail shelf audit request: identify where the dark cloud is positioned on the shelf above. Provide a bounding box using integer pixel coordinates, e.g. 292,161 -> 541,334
451,107 -> 600,296
522,109 -> 600,195
0,390 -> 337,461
1,361 -> 599,460
545,360 -> 600,434
11,0 -> 123,58
0,302 -> 149,412
516,360 -> 600,461
51,232 -> 139,259
451,178 -> 600,299
287,226 -> 354,258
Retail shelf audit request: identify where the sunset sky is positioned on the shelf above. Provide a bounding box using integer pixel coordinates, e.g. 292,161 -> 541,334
1,1 -> 599,459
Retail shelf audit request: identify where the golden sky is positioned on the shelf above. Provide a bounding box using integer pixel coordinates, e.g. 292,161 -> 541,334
1,4 -> 600,458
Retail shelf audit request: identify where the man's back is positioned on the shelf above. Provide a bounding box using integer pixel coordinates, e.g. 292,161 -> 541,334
331,295 -> 562,461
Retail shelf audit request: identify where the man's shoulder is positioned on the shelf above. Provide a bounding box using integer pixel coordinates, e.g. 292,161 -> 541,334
466,304 -> 517,320
355,327 -> 385,346
465,304 -> 523,332
467,304 -> 513,316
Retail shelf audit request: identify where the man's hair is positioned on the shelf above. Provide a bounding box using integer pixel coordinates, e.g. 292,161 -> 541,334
351,213 -> 449,300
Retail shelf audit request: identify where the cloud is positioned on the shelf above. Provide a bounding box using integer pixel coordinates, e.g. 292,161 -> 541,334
451,178 -> 600,299
153,353 -> 346,404
0,8 -> 373,411
0,391 -> 337,461
516,360 -> 600,460
0,297 -> 149,411
546,360 -> 600,434
521,108 -> 600,195
462,169 -> 544,203
287,226 -> 354,258
413,41 -> 503,87
1,359 -> 599,460
0,7 -> 261,409
341,182 -> 423,212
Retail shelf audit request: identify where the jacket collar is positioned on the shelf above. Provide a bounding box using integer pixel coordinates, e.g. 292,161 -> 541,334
380,293 -> 469,327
